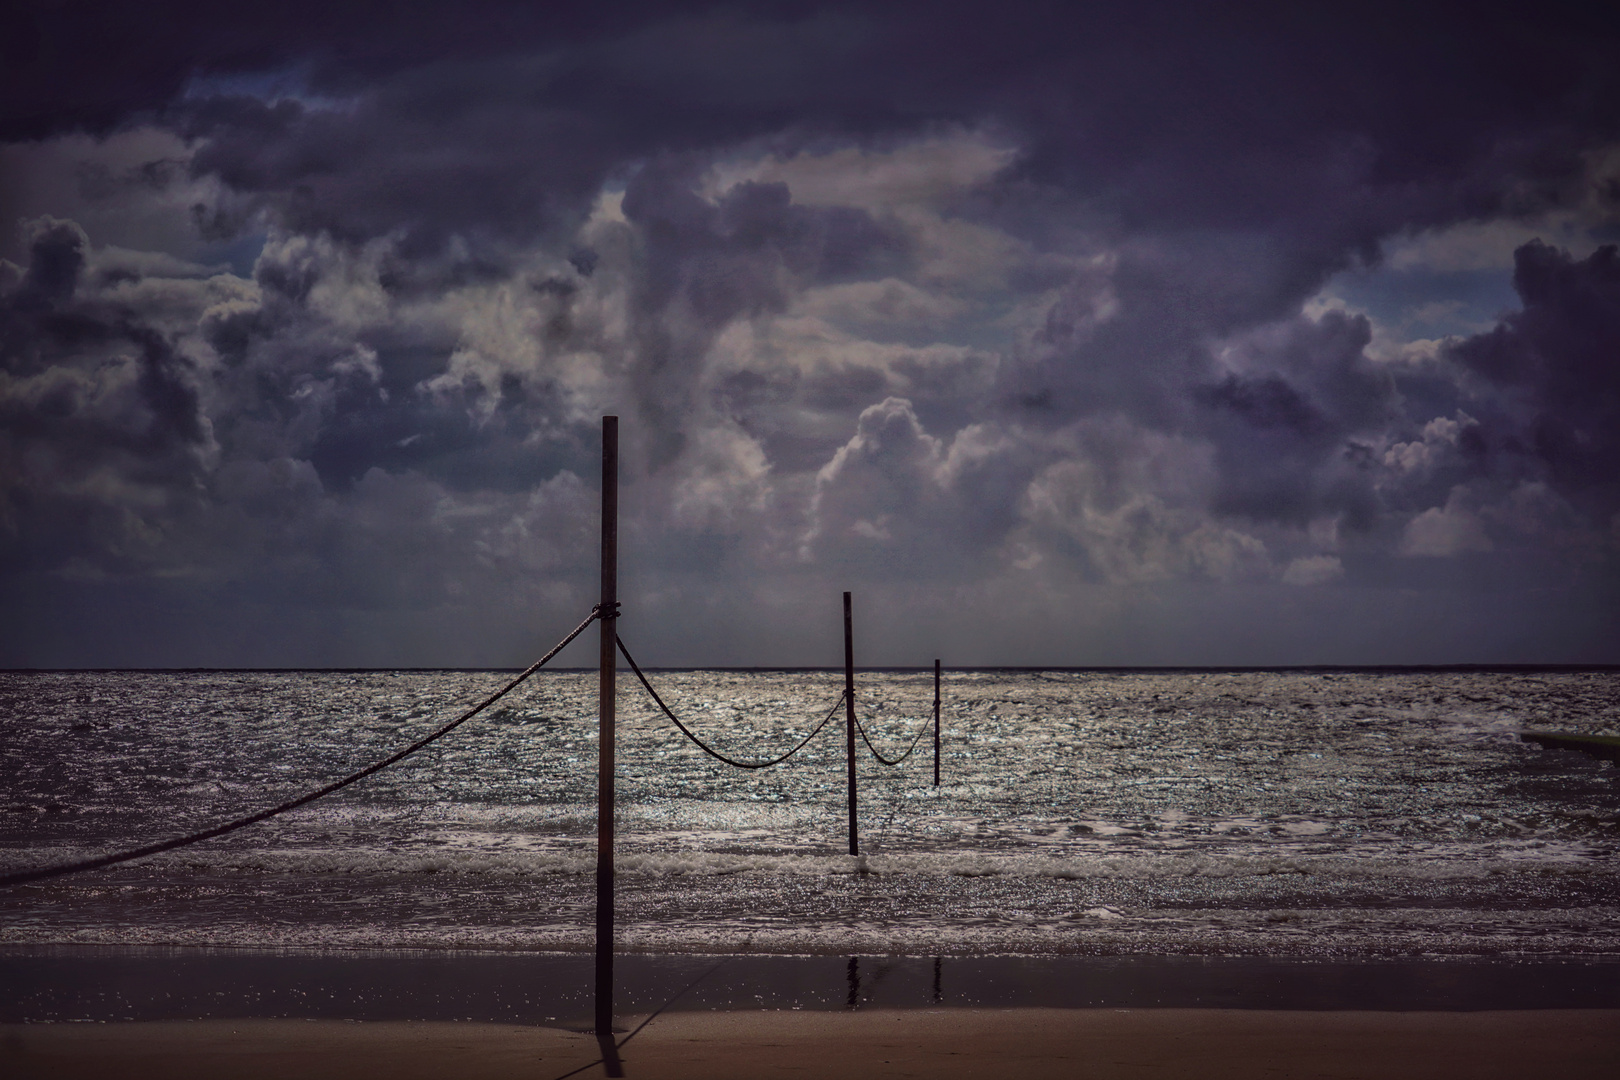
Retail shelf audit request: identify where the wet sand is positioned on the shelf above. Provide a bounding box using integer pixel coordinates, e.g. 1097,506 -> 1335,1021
9,947 -> 1619,1020
5,1008 -> 1618,1079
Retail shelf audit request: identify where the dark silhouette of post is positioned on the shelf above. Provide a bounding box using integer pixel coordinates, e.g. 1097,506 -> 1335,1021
933,658 -> 941,787
595,416 -> 618,1038
844,591 -> 858,857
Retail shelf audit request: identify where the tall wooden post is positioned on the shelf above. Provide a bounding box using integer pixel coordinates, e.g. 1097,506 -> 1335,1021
844,591 -> 858,857
933,658 -> 941,787
595,416 -> 618,1037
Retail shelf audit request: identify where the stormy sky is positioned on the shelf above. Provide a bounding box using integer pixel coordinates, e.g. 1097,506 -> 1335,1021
2,1 -> 1618,668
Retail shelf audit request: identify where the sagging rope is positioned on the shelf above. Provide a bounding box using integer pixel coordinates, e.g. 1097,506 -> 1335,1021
854,709 -> 932,766
616,634 -> 845,769
0,604 -> 611,889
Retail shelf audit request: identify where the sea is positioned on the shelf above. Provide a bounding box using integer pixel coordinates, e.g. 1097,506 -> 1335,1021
3,665 -> 1617,966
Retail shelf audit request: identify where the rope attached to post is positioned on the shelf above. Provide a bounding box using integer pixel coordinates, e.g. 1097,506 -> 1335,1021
853,710 -> 932,766
0,605 -> 610,889
616,634 -> 845,769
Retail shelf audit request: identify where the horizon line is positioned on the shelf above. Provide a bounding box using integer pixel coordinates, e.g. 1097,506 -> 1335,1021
5,663 -> 1617,675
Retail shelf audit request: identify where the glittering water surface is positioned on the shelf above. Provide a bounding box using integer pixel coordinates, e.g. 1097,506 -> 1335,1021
2,668 -> 1617,957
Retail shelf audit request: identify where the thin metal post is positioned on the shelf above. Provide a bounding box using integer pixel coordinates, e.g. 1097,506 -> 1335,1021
595,416 -> 618,1038
933,658 -> 941,787
843,591 -> 858,857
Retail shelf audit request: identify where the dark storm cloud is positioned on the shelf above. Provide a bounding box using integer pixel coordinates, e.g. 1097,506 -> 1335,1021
1,218 -> 210,461
178,86 -> 611,255
0,214 -> 597,655
11,216 -> 87,305
1192,311 -> 1393,529
3,1 -> 1620,665
619,160 -> 905,460
22,1 -> 1605,260
0,224 -> 221,612
1448,241 -> 1620,513
0,1 -> 686,139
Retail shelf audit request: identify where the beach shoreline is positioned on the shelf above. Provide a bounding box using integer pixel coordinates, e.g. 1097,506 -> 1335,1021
6,945 -> 1620,1023
6,1008 -> 1619,1080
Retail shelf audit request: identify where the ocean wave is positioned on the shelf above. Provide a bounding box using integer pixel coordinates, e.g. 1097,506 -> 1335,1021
3,844 -> 1610,882
4,905 -> 1619,958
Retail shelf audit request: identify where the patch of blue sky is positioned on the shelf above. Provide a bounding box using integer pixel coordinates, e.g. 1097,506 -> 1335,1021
1319,262 -> 1521,341
181,66 -> 351,112
1316,205 -> 1619,345
196,230 -> 269,278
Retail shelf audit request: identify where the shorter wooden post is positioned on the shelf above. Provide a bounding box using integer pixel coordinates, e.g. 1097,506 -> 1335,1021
933,658 -> 941,787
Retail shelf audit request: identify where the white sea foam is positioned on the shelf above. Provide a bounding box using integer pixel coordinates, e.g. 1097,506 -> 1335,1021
4,841 -> 1606,882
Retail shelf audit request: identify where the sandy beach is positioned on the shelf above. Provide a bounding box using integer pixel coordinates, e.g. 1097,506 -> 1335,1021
5,1008 -> 1618,1079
